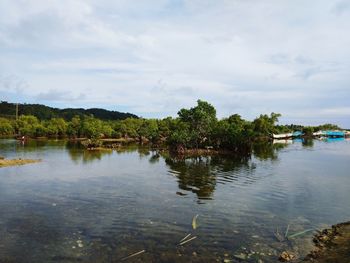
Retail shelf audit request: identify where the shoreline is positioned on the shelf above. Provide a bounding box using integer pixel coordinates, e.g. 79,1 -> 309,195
0,157 -> 41,168
303,221 -> 350,262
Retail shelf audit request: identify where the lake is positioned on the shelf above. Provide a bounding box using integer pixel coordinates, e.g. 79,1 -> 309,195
0,139 -> 349,262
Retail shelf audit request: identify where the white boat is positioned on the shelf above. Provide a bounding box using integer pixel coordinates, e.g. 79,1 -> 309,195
313,131 -> 325,136
272,133 -> 293,139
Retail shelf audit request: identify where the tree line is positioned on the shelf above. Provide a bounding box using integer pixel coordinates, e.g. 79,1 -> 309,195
0,100 -> 342,152
0,101 -> 137,121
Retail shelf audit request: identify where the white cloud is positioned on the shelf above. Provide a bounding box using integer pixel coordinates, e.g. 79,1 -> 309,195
0,0 -> 349,126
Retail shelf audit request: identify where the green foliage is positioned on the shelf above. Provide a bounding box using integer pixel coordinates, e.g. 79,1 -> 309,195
79,116 -> 113,139
81,117 -> 103,139
172,100 -> 217,148
67,116 -> 82,137
101,123 -> 114,138
315,123 -> 341,131
16,115 -> 40,136
157,117 -> 173,139
252,112 -> 281,136
137,119 -> 159,142
167,120 -> 192,148
117,118 -> 141,138
278,123 -> 341,134
0,118 -> 14,135
34,124 -> 48,137
45,118 -> 68,137
113,118 -> 162,142
302,126 -> 314,137
212,114 -> 253,151
275,125 -> 292,133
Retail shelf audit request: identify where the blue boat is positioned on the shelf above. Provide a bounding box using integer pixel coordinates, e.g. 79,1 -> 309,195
292,131 -> 303,137
325,131 -> 345,137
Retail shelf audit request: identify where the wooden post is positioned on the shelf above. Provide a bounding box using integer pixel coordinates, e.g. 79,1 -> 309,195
16,103 -> 18,120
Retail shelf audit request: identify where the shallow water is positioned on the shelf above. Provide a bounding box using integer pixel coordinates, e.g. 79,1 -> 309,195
0,139 -> 349,262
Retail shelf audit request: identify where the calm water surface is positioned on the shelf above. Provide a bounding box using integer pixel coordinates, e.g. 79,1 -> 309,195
0,139 -> 349,262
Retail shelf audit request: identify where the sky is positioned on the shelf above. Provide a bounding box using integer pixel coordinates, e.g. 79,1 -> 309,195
0,0 -> 349,127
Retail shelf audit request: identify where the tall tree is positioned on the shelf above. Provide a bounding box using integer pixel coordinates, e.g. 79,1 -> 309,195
177,100 -> 217,148
252,112 -> 281,136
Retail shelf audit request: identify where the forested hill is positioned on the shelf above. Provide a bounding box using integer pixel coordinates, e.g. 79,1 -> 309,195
0,101 -> 138,120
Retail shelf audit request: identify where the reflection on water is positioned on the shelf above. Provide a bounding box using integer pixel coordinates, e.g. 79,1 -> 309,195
302,138 -> 314,147
66,142 -> 114,163
325,137 -> 345,143
253,140 -> 288,160
165,155 -> 253,200
0,139 -> 350,262
166,156 -> 217,199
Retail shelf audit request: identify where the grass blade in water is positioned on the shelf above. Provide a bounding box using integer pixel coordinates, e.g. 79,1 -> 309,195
179,236 -> 197,246
180,233 -> 191,243
192,214 -> 199,230
121,250 -> 146,261
288,229 -> 314,239
285,224 -> 290,238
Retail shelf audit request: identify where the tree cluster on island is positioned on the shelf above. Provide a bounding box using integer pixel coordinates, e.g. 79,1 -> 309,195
0,100 -> 342,153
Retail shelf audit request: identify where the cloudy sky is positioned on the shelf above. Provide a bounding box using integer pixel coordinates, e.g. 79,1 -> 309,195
0,0 -> 349,126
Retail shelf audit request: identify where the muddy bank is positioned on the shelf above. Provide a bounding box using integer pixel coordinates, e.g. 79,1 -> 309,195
0,157 -> 41,167
83,140 -> 252,157
303,221 -> 350,262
